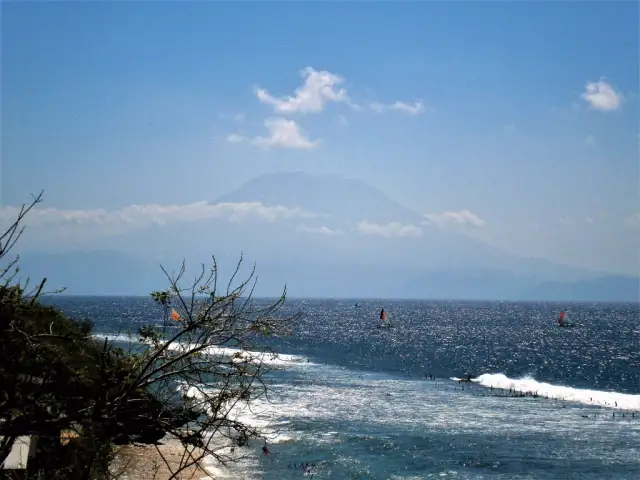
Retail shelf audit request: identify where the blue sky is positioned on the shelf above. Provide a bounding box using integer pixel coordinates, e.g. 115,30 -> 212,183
1,2 -> 638,274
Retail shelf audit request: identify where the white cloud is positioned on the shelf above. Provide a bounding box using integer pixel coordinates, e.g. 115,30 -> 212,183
423,210 -> 485,228
0,201 -> 321,234
227,117 -> 319,150
233,112 -> 245,122
253,67 -> 426,119
370,100 -> 425,115
580,79 -> 623,112
253,117 -> 319,150
297,224 -> 343,235
254,67 -> 351,114
356,220 -> 422,238
503,124 -> 516,133
585,215 -> 595,225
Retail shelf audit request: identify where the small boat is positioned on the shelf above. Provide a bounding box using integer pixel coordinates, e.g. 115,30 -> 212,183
377,308 -> 392,328
557,311 -> 575,328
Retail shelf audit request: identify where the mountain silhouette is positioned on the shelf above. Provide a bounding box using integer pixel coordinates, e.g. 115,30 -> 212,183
214,171 -> 420,224
11,172 -> 636,301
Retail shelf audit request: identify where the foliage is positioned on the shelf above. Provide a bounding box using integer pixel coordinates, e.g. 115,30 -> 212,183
121,258 -> 298,475
0,192 -> 299,479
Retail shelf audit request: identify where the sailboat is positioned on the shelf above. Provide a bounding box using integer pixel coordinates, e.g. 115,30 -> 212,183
556,311 -> 574,328
377,308 -> 392,328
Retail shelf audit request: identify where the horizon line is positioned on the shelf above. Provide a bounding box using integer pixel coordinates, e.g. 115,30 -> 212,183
45,294 -> 640,305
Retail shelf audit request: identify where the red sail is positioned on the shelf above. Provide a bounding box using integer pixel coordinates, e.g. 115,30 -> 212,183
557,311 -> 565,325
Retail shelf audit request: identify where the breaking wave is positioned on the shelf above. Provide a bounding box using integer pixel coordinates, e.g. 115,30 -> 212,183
470,372 -> 640,411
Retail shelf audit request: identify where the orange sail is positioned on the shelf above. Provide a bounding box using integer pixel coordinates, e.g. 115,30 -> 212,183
170,308 -> 181,321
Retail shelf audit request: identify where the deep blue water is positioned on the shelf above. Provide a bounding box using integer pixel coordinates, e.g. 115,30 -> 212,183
51,296 -> 640,479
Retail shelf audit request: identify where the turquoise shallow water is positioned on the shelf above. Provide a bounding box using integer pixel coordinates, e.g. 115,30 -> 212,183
53,297 -> 640,479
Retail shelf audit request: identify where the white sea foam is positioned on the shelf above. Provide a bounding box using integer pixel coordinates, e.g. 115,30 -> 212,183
178,380 -> 293,480
92,332 -> 640,477
166,342 -> 315,367
93,332 -> 309,479
472,372 -> 640,411
93,332 -> 139,343
92,332 -> 315,367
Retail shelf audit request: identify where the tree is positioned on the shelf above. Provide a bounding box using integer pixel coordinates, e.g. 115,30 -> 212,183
0,192 -> 300,479
0,193 -> 158,478
112,259 -> 299,478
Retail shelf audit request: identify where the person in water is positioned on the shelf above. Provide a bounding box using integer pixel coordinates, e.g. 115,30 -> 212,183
380,308 -> 385,319
262,442 -> 270,455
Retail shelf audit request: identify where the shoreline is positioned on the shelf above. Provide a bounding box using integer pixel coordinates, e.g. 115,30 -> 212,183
109,435 -> 213,480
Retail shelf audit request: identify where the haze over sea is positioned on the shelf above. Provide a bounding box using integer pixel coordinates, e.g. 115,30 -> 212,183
53,296 -> 640,480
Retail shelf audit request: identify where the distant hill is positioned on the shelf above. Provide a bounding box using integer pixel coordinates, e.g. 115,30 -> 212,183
211,172 -> 611,280
10,172 -> 635,301
10,251 -> 639,302
524,276 -> 640,303
14,251 -> 166,296
211,172 -> 539,272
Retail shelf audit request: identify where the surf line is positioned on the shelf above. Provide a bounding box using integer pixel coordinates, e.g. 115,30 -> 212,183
469,373 -> 640,411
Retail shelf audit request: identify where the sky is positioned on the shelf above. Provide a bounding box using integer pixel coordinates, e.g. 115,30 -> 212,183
1,1 -> 639,275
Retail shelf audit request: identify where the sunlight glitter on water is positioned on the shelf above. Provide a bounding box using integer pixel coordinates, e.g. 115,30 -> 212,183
216,360 -> 640,479
70,297 -> 640,479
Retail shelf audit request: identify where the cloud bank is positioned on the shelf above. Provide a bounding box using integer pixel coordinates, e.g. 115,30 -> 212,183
423,210 -> 486,228
0,202 -> 320,232
297,224 -> 343,235
356,220 -> 422,238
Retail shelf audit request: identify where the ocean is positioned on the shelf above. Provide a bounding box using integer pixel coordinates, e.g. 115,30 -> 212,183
52,296 -> 640,479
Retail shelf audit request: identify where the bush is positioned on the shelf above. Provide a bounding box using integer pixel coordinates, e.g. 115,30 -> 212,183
0,193 -> 299,479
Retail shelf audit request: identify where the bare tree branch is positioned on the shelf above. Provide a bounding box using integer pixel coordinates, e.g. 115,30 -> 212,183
0,190 -> 43,261
109,256 -> 300,477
